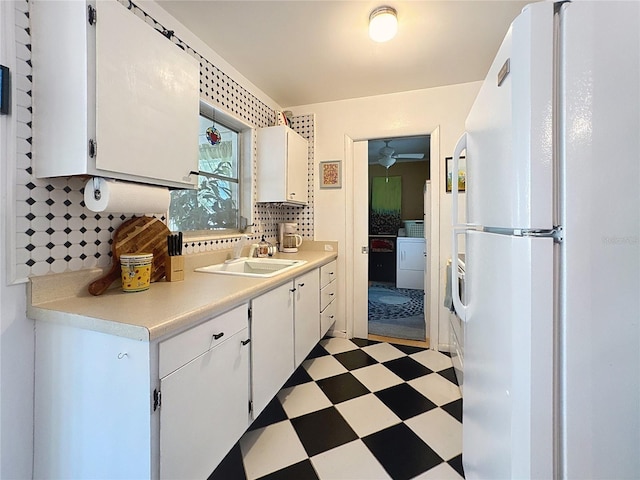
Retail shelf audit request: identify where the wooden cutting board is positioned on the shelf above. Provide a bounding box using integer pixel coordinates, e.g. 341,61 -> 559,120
88,216 -> 171,296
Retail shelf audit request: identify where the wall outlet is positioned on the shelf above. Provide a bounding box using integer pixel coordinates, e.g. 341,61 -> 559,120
324,244 -> 334,252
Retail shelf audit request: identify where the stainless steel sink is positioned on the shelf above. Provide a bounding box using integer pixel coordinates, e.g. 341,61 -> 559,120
195,257 -> 307,278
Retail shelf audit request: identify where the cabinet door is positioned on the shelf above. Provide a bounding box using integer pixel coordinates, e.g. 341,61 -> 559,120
160,329 -> 250,480
294,270 -> 320,366
286,129 -> 309,204
398,239 -> 425,271
95,0 -> 199,187
257,126 -> 308,205
251,282 -> 295,417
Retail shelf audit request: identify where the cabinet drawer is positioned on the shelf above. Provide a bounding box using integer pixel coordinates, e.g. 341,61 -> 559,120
320,298 -> 337,337
320,260 -> 337,289
320,280 -> 337,312
159,304 -> 248,378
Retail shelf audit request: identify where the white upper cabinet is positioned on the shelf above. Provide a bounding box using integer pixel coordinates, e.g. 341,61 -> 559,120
256,125 -> 308,205
31,0 -> 200,189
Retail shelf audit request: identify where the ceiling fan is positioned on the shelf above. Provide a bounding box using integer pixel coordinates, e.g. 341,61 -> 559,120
377,140 -> 424,169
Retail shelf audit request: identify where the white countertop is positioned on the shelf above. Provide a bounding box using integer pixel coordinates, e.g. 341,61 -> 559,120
28,242 -> 337,342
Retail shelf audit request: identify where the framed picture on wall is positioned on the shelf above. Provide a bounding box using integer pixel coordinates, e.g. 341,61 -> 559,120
319,160 -> 342,188
445,156 -> 466,193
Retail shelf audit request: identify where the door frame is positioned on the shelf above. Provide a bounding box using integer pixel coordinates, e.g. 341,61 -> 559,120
346,128 -> 441,348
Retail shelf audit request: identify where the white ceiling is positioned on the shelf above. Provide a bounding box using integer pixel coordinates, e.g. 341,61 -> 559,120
156,0 -> 536,108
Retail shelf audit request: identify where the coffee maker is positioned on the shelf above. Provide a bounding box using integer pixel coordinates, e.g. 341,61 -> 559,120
278,222 -> 303,253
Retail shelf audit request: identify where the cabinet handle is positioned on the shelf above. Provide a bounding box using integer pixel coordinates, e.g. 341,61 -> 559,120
241,339 -> 251,346
212,332 -> 224,340
290,288 -> 296,292
298,283 -> 305,288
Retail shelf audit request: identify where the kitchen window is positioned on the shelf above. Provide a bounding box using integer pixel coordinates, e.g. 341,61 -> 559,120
169,102 -> 253,235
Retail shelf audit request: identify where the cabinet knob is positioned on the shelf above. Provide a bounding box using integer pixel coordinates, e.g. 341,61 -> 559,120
212,332 -> 224,340
241,338 -> 251,346
298,283 -> 305,288
290,288 -> 296,293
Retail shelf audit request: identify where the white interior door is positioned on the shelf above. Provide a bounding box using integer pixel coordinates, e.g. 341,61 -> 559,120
352,140 -> 369,339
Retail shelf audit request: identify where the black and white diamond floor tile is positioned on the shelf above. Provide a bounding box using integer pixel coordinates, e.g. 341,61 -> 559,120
209,337 -> 464,480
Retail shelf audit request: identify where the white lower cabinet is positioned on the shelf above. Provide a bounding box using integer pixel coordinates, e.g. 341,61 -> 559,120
293,269 -> 321,367
33,261 -> 336,479
251,269 -> 320,417
320,260 -> 338,336
158,304 -> 250,480
251,282 -> 295,418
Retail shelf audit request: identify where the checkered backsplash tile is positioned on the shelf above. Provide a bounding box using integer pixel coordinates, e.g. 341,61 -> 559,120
9,0 -> 314,281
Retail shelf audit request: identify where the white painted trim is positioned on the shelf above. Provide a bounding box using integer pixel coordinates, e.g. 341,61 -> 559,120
429,127 -> 441,349
1,1 -> 20,285
343,134 -> 354,339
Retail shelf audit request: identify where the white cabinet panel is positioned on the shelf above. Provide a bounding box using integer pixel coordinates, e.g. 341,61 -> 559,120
159,305 -> 247,378
257,125 -> 308,205
160,328 -> 250,480
320,260 -> 337,288
34,322 -> 152,479
31,0 -> 199,189
294,270 -> 320,367
251,282 -> 295,417
321,298 -> 337,338
320,278 -> 337,312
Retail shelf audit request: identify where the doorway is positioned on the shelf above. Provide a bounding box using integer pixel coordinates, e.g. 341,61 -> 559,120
349,129 -> 440,349
367,136 -> 430,342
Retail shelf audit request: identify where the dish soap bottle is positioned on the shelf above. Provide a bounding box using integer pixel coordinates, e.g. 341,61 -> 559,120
258,235 -> 270,258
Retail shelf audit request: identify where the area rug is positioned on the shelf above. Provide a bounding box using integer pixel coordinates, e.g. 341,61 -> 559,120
368,284 -> 425,341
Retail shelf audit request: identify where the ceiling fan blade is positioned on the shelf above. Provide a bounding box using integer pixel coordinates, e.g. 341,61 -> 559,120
394,153 -> 425,159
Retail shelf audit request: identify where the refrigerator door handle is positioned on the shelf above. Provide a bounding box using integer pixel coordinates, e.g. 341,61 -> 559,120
451,133 -> 467,228
451,226 -> 468,322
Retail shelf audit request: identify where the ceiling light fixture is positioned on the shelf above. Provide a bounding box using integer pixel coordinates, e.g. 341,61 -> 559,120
378,155 -> 396,169
369,6 -> 398,43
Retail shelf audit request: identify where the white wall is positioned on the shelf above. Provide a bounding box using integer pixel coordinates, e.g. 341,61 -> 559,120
288,82 -> 480,346
1,2 -> 34,478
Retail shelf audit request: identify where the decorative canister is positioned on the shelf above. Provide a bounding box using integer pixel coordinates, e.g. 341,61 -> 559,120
120,253 -> 153,292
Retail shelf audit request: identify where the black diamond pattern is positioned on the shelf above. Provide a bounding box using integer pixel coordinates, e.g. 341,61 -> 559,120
209,339 -> 463,480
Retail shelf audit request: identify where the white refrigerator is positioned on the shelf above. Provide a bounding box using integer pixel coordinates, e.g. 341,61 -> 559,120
450,2 -> 639,479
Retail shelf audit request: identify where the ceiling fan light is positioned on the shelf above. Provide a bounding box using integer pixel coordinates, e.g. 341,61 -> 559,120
379,156 -> 396,168
369,6 -> 397,43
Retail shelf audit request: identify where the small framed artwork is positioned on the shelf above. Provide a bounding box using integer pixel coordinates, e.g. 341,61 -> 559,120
445,156 -> 466,193
319,160 -> 342,189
